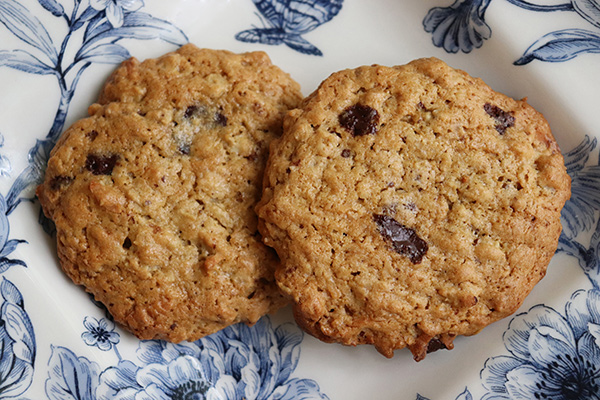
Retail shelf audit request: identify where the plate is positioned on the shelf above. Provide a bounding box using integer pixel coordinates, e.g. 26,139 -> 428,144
1,0 -> 599,399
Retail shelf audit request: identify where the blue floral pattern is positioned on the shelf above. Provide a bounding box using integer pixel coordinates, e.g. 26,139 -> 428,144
81,317 -> 120,352
424,0 -> 600,64
45,317 -> 328,399
423,0 -> 492,54
0,278 -> 35,398
0,0 -> 598,398
235,0 -> 344,56
481,290 -> 600,399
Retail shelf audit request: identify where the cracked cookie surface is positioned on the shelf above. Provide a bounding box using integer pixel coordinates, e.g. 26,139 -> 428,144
37,45 -> 302,342
257,57 -> 571,360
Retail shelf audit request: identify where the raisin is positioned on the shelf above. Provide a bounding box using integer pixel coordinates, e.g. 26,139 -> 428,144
123,237 -> 132,249
373,214 -> 428,264
484,103 -> 515,134
215,112 -> 227,127
85,154 -> 119,175
339,104 -> 380,137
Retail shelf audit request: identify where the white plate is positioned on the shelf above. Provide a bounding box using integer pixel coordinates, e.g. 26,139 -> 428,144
1,0 -> 599,399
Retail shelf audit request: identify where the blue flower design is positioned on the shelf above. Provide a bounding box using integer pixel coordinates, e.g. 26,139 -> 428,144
96,317 -> 328,399
481,289 -> 600,399
81,316 -> 120,351
0,194 -> 26,274
423,0 -> 492,53
0,278 -> 35,398
90,0 -> 144,28
0,0 -> 187,218
423,0 -> 600,63
236,0 -> 344,56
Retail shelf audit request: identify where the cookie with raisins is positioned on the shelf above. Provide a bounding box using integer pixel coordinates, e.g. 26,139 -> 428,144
256,58 -> 571,360
37,45 -> 302,342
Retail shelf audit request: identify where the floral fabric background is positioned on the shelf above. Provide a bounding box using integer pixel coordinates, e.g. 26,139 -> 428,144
0,0 -> 598,398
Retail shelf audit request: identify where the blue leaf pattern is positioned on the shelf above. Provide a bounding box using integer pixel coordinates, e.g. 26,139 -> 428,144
423,0 -> 600,63
572,0 -> 600,29
515,28 -> 600,64
0,279 -> 34,398
0,0 -> 58,64
0,49 -> 55,75
37,0 -> 65,18
45,346 -> 99,400
82,11 -> 188,51
75,42 -> 130,64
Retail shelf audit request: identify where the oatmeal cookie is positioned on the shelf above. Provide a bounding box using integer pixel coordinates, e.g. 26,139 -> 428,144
37,45 -> 302,342
257,58 -> 571,360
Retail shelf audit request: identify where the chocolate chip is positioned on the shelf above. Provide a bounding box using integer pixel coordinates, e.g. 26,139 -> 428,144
341,149 -> 351,158
49,175 -> 73,190
215,112 -> 227,127
373,214 -> 428,264
122,237 -> 132,249
85,154 -> 119,175
184,105 -> 198,119
484,103 -> 515,134
426,337 -> 447,354
339,104 -> 380,137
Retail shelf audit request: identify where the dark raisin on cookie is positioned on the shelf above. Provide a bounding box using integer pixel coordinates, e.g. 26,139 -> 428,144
484,103 -> 515,134
339,104 -> 380,137
373,214 -> 428,264
85,154 -> 119,176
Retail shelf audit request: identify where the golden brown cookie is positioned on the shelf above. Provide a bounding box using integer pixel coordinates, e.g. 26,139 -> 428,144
256,58 -> 571,360
37,45 -> 302,342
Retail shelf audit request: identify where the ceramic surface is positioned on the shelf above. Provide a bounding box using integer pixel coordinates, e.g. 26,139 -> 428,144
0,1 -> 599,398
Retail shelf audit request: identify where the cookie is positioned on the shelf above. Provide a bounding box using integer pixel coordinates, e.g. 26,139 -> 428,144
256,58 -> 571,360
37,45 -> 303,342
